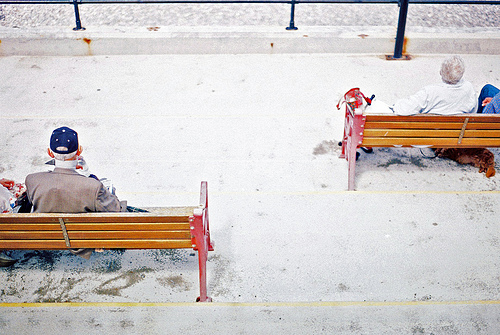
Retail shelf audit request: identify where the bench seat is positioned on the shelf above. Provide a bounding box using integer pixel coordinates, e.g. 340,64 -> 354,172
0,182 -> 213,302
339,110 -> 500,190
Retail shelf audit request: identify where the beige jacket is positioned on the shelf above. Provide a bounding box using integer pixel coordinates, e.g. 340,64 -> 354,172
25,168 -> 121,213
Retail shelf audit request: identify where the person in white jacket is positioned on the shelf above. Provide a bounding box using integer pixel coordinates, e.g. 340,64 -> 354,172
391,55 -> 477,115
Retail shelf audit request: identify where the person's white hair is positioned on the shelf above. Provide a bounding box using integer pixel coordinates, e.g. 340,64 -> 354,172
440,55 -> 465,85
52,151 -> 78,161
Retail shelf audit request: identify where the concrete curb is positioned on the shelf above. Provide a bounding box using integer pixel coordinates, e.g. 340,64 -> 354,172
0,25 -> 499,56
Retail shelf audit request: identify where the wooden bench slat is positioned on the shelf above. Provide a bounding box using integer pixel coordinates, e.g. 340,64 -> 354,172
0,215 -> 195,224
364,129 -> 500,138
0,223 -> 191,231
0,231 -> 192,240
364,121 -> 500,130
365,121 -> 466,130
365,114 -> 500,123
362,137 -> 500,147
0,239 -> 193,249
0,207 -> 197,216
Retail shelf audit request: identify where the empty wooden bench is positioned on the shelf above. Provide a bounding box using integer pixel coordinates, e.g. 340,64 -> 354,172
0,181 -> 214,302
339,107 -> 500,190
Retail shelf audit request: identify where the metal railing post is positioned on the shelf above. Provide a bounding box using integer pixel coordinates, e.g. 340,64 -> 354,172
72,0 -> 85,31
393,0 -> 409,58
286,0 -> 298,30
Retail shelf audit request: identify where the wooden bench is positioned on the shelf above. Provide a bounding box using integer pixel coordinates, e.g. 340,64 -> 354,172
0,181 -> 214,302
339,107 -> 500,190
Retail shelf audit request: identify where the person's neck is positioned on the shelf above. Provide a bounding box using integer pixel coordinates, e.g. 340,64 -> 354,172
54,159 -> 78,170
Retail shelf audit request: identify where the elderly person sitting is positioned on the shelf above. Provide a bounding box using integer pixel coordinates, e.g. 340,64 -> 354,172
391,55 -> 477,115
25,126 -> 123,259
26,127 -> 121,214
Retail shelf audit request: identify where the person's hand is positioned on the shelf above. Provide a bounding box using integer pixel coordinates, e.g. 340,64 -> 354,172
0,179 -> 14,189
482,97 -> 493,107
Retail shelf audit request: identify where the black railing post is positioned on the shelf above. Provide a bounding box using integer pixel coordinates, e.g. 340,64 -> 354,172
286,0 -> 298,30
72,0 -> 85,31
393,0 -> 409,58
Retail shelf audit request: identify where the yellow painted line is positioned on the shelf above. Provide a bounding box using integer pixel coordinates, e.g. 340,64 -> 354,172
118,190 -> 500,196
0,113 -> 327,120
336,190 -> 500,195
1,300 -> 499,308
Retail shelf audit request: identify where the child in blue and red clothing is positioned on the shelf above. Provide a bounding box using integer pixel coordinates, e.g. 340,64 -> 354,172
478,84 -> 500,114
0,178 -> 19,266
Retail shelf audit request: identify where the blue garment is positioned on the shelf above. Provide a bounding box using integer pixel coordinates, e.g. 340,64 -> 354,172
478,84 -> 500,114
483,93 -> 500,114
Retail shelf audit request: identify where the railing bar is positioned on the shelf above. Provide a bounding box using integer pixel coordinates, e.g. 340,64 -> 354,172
286,0 -> 298,30
0,0 -> 497,54
0,0 -> 499,3
72,0 -> 85,30
393,0 -> 408,59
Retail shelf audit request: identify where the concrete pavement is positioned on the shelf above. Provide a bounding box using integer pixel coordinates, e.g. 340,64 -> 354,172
0,26 -> 500,333
1,301 -> 500,334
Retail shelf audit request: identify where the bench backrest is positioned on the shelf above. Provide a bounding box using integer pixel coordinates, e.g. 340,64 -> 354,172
361,114 -> 500,148
0,207 -> 199,250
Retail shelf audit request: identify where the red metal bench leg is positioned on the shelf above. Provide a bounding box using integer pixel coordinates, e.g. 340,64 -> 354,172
339,107 -> 351,159
347,138 -> 358,191
341,109 -> 366,191
191,181 -> 213,302
195,237 -> 210,302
